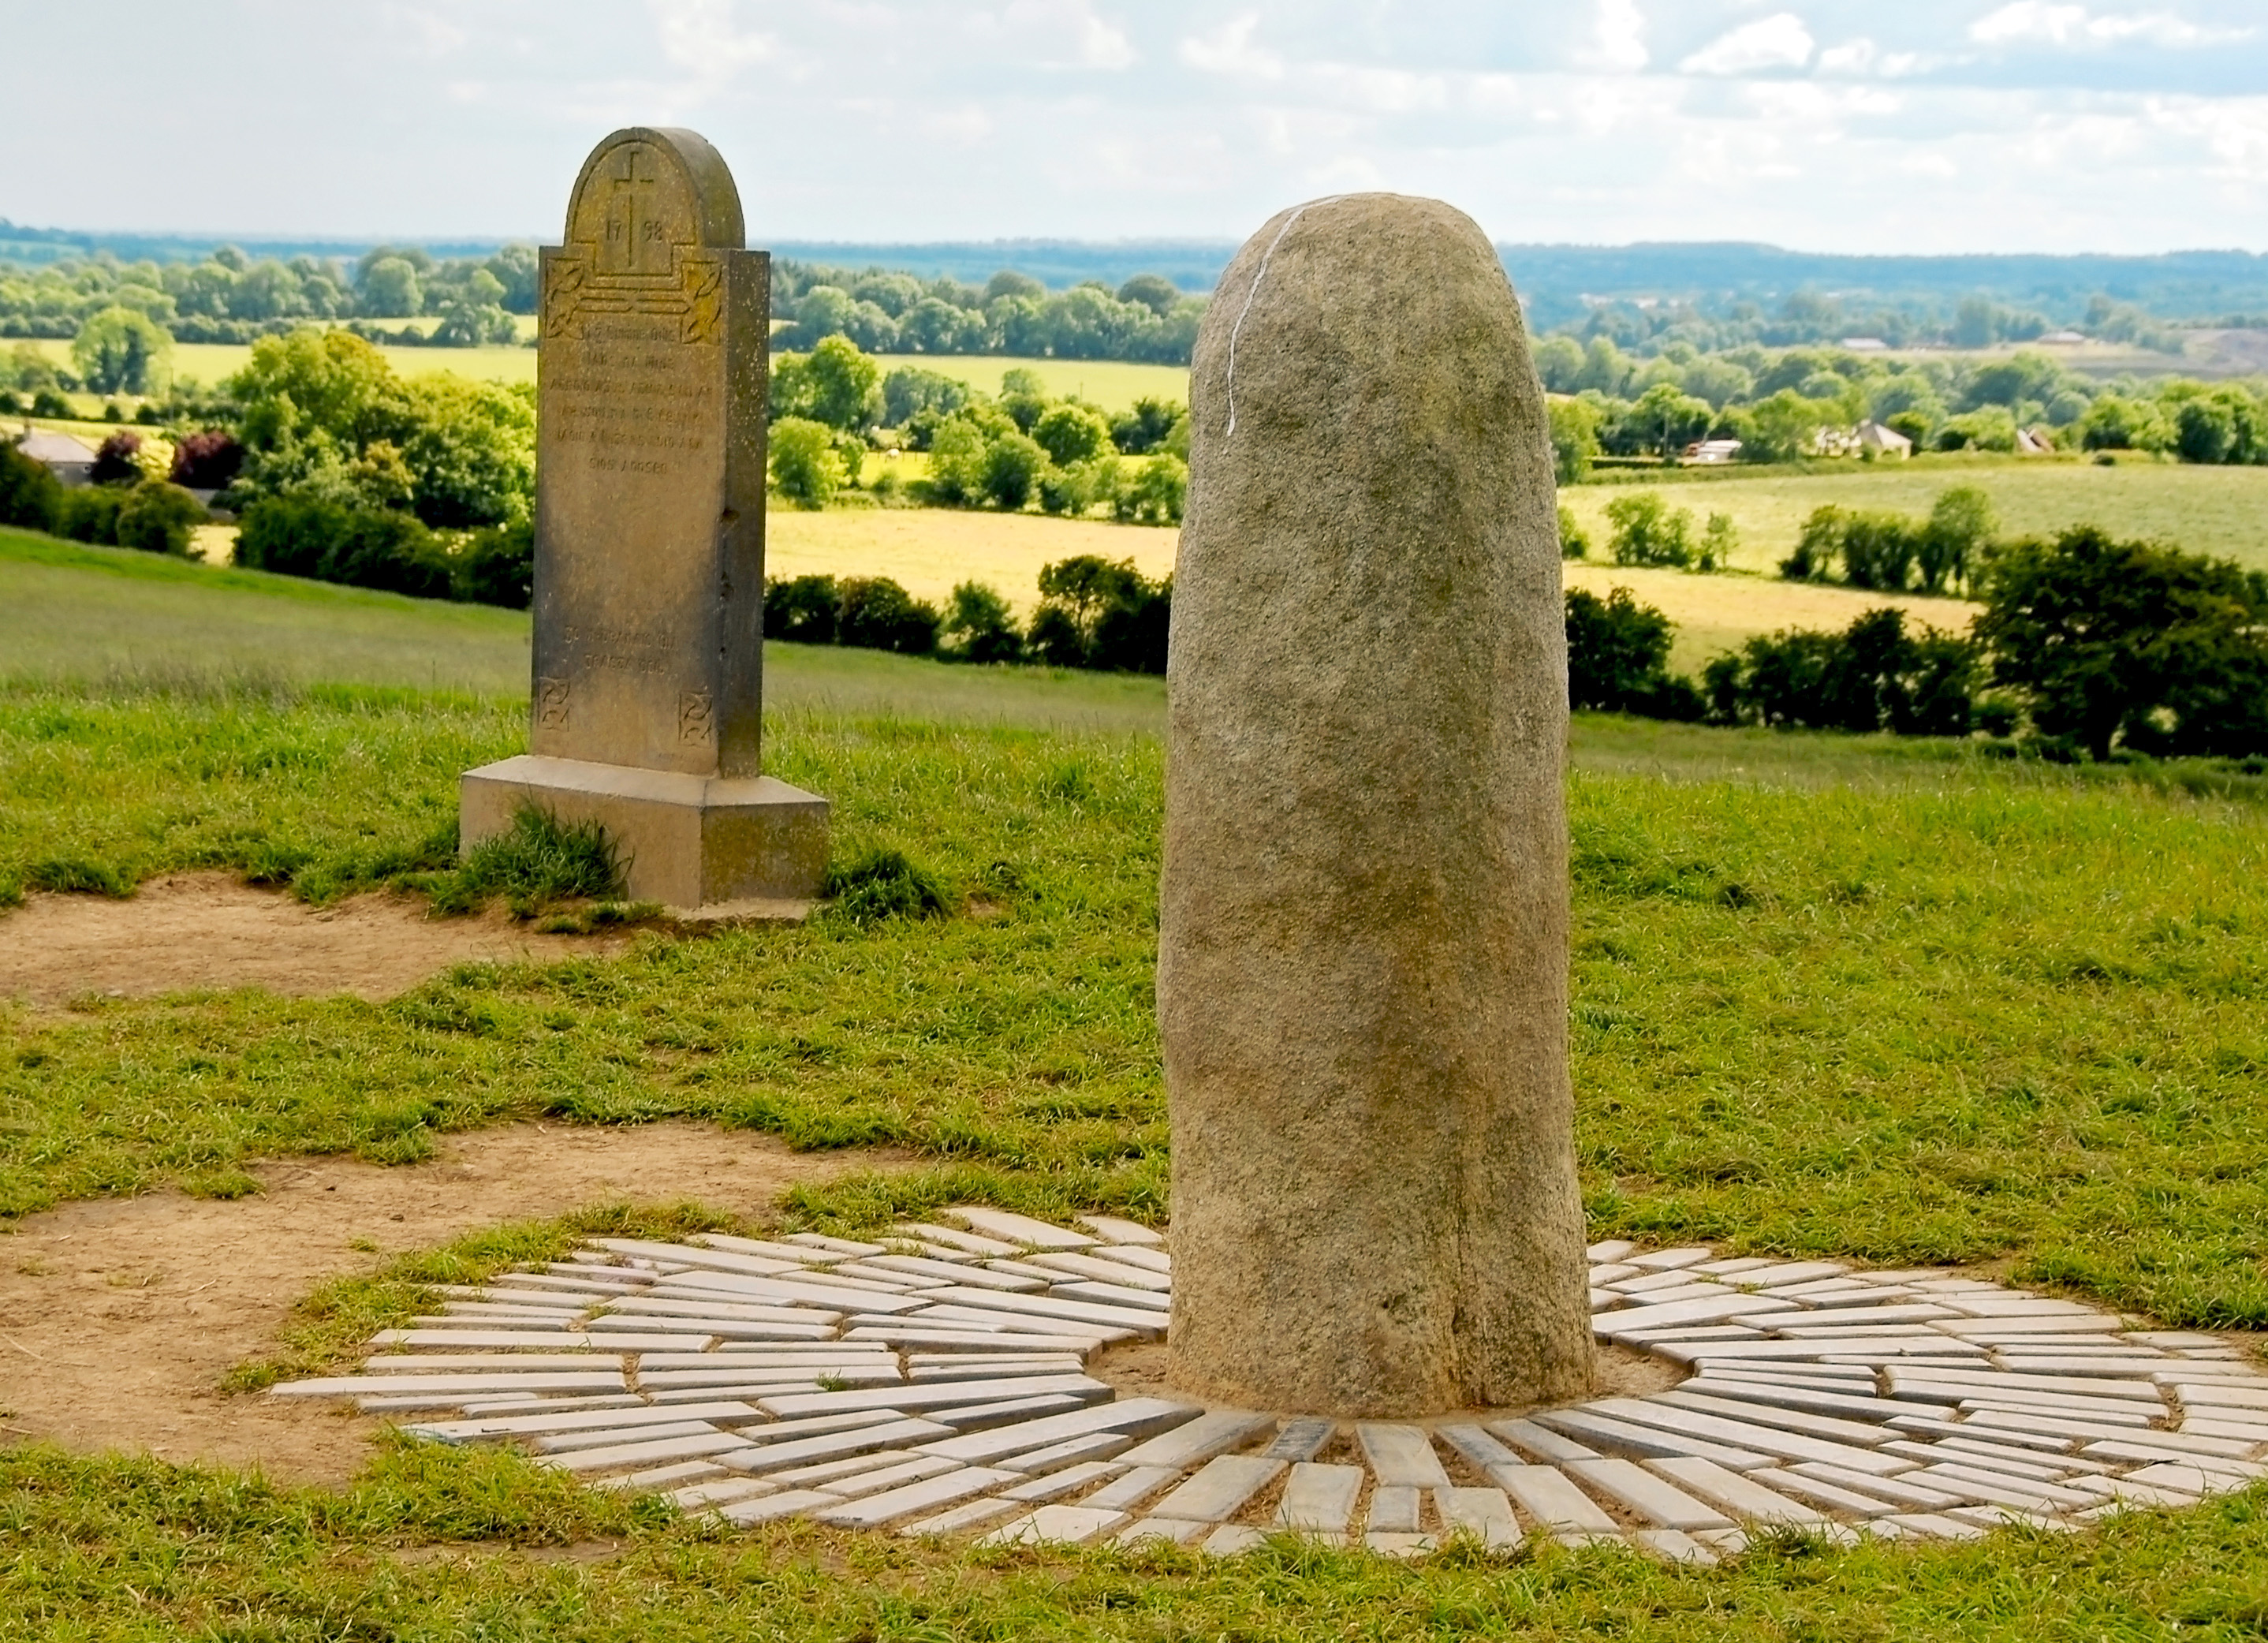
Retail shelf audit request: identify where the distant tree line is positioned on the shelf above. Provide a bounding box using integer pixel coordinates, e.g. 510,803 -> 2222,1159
772,260 -> 1203,364
763,553 -> 1170,674
1568,528 -> 2268,762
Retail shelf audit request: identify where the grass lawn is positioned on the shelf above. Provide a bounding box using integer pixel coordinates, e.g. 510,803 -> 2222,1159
3,542 -> 2267,1631
1562,456 -> 2268,577
868,353 -> 1188,412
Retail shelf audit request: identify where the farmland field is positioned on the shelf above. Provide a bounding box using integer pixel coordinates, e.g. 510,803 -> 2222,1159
1561,456 -> 2268,575
17,336 -> 539,398
867,353 -> 1188,411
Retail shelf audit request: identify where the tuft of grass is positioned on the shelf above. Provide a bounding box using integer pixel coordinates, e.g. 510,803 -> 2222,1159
430,805 -> 623,919
23,856 -> 133,897
823,846 -> 951,924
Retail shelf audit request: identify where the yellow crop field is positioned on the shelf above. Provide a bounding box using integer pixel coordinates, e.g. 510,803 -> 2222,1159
866,354 -> 1188,413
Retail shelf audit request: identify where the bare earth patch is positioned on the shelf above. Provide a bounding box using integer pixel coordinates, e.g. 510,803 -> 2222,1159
0,1122 -> 901,1484
0,872 -> 629,1010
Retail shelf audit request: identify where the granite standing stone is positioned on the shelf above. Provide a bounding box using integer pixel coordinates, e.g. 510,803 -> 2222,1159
459,126 -> 826,913
1160,192 -> 1592,1416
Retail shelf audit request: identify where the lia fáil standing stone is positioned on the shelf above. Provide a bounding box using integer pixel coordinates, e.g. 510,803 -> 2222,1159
1159,193 -> 1594,1416
460,127 -> 826,912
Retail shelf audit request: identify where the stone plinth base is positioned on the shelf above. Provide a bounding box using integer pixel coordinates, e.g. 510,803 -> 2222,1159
461,755 -> 827,916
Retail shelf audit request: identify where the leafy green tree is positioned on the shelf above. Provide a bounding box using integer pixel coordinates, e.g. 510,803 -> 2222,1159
1975,527 -> 2268,760
1919,486 -> 1996,595
484,244 -> 539,312
985,271 -> 1045,303
1116,274 -> 1180,316
2174,397 -> 2238,465
804,335 -> 882,431
1547,398 -> 1599,484
769,416 -> 844,507
1699,512 -> 1738,573
1110,397 -> 1184,455
923,417 -> 990,506
1606,491 -> 1695,568
113,480 -> 207,555
1628,382 -> 1714,459
360,256 -> 423,317
72,307 -> 172,395
881,366 -> 968,426
1564,588 -> 1699,718
0,442 -> 63,532
941,581 -> 1024,663
764,573 -> 841,643
2078,394 -> 2170,453
1781,506 -> 1845,581
1744,388 -> 1833,462
1032,404 -> 1110,467
1531,335 -> 1584,394
1838,511 -> 1919,591
1114,454 -> 1185,525
982,431 -> 1049,509
396,376 -> 534,528
836,577 -> 940,653
1557,503 -> 1590,560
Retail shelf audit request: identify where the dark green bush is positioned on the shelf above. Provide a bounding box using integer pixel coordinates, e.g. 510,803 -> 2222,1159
455,518 -> 533,608
764,573 -> 841,644
56,485 -> 125,546
0,443 -> 62,532
836,577 -> 941,654
235,495 -> 453,599
114,480 -> 207,556
1565,586 -> 1699,718
941,581 -> 1024,663
823,847 -> 949,924
1709,608 -> 1978,736
1030,555 -> 1169,674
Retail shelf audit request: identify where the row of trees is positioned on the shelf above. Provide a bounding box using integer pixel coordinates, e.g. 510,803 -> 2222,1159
772,263 -> 1203,364
1542,340 -> 2268,471
0,245 -> 538,344
766,338 -> 1189,523
0,442 -> 207,555
1556,287 -> 2184,361
1570,528 -> 2268,761
763,555 -> 1170,674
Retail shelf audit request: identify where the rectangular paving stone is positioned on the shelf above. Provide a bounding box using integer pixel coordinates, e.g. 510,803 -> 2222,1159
1957,1410 -> 2154,1447
1073,1215 -> 1166,1246
544,1431 -> 752,1473
716,1489 -> 844,1525
1635,1528 -> 1718,1565
977,1504 -> 1128,1544
662,1272 -> 926,1315
1597,1294 -> 1800,1339
1356,1424 -> 1451,1489
1439,1425 -> 1523,1471
1565,1458 -> 1730,1530
1883,1442 -> 2083,1480
1662,1339 -> 1981,1365
1884,1512 -> 1988,1540
1263,1418 -> 1336,1462
863,1256 -> 1045,1291
1494,1464 -> 1618,1533
1203,1524 -> 1266,1555
2174,1382 -> 2268,1412
2085,1436 -> 2265,1470
994,1430 -> 1140,1475
2180,1417 -> 2268,1443
762,1449 -> 924,1490
2124,1463 -> 2231,1496
823,1263 -> 932,1290
1742,1305 -> 1957,1330
1113,1516 -> 1208,1546
895,1223 -> 1024,1257
1024,1252 -> 1174,1290
904,1496 -> 1024,1537
602,1458 -> 740,1490
364,1354 -> 617,1374
726,1418 -> 957,1473
1117,1410 -> 1277,1469
1786,1462 -> 1991,1512
1002,1461 -> 1125,1503
1935,1313 -> 2124,1336
1685,1380 -> 1924,1424
1745,1466 -> 1900,1518
1654,1390 -> 1897,1446
534,1421 -> 718,1454
1587,1397 -> 1911,1474
1436,1487 -> 1520,1549
808,1455 -> 966,1500
1083,1246 -> 1172,1277
1050,1282 -> 1174,1313
1080,1466 -> 1181,1514
815,1466 -> 1023,1529
1364,1531 -> 1439,1557
1994,1357 -> 2201,1380
1365,1485 -> 1422,1534
1916,1465 -> 2095,1510
931,1394 -> 1091,1431
916,1397 -> 1201,1466
1487,1417 -> 1600,1464
1645,1458 -> 1827,1527
1529,1409 -> 1770,1470
640,1366 -> 899,1389
947,1208 -> 1097,1249
1276,1463 -> 1363,1534
781,1234 -> 888,1258
921,1286 -> 1166,1336
1734,1262 -> 1853,1289
670,1478 -> 774,1509
1151,1454 -> 1285,1522
911,1358 -> 1086,1383
272,1372 -> 625,1398
846,1327 -> 1113,1354
1628,1247 -> 1715,1271
1587,1239 -> 1640,1261
759,1374 -> 1107,1419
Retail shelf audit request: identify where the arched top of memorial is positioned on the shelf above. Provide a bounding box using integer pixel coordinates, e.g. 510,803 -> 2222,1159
561,127 -> 745,259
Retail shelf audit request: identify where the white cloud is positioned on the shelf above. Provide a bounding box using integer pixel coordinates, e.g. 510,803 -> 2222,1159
1817,38 -> 1938,77
1970,2 -> 2251,49
386,6 -> 466,58
649,0 -> 774,77
1574,0 -> 1649,74
1680,13 -> 1815,75
1002,1 -> 1137,70
1181,13 -> 1283,79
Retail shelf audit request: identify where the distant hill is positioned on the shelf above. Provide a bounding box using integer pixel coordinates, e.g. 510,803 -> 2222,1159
7,219 -> 2266,325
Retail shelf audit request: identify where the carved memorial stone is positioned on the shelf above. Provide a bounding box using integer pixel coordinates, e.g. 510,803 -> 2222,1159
1159,194 -> 1595,1417
460,127 -> 826,912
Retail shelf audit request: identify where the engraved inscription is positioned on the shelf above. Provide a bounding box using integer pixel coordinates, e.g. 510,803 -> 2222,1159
546,142 -> 721,346
678,689 -> 716,747
537,676 -> 571,729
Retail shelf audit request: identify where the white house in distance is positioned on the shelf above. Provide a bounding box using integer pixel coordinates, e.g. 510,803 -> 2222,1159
1682,437 -> 1744,465
1856,420 -> 1913,458
14,426 -> 96,486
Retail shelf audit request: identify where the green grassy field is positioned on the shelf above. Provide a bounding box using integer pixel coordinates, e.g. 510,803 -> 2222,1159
4,524 -> 2267,1634
17,335 -> 539,399
1562,457 -> 2268,576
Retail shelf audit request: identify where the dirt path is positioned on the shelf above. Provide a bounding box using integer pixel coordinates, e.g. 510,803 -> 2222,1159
0,1122 -> 902,1484
0,872 -> 633,1010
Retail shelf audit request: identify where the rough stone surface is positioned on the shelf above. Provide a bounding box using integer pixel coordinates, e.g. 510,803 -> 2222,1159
1159,192 -> 1591,1417
459,125 -> 825,910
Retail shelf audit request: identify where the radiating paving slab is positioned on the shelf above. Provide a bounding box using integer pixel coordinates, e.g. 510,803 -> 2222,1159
270,1217 -> 2268,1559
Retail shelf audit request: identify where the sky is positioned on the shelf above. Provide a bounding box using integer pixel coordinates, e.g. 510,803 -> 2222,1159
3,0 -> 2265,254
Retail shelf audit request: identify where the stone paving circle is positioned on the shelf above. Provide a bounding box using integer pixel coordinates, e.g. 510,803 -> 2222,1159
271,1212 -> 2268,1559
